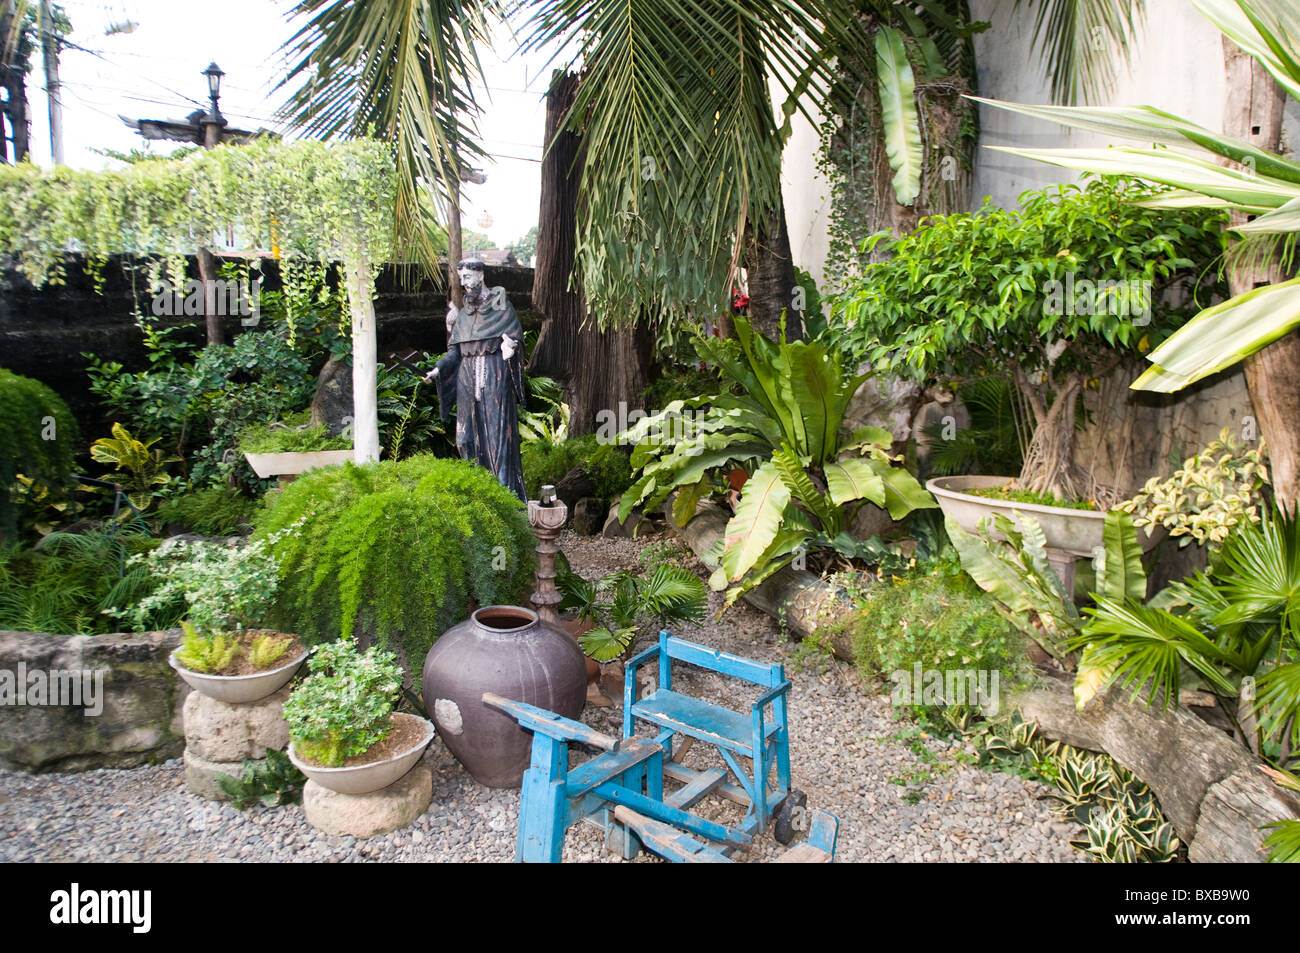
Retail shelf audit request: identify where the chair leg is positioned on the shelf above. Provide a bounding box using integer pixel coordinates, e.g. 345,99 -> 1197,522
516,735 -> 568,863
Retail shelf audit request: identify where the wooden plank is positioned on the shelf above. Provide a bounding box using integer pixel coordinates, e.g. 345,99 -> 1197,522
772,844 -> 831,864
564,740 -> 663,799
482,692 -> 617,750
631,690 -> 779,755
664,761 -> 751,807
612,807 -> 731,863
665,768 -> 727,810
664,636 -> 783,687
592,780 -> 751,848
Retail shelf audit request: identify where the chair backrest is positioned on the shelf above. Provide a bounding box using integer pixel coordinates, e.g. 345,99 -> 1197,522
660,632 -> 784,688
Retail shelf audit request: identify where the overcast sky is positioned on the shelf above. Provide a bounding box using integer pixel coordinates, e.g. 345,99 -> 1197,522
26,0 -> 549,248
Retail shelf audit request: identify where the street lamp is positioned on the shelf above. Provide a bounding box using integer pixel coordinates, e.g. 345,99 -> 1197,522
200,62 -> 227,149
202,62 -> 225,121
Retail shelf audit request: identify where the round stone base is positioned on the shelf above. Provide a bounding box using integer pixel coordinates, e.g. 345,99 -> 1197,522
303,764 -> 433,838
182,684 -> 291,762
184,748 -> 257,801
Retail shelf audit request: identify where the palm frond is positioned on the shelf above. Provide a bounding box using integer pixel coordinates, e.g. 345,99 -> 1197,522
274,0 -> 494,269
1016,0 -> 1145,105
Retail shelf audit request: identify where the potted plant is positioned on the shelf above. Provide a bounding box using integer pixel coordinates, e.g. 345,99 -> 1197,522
120,530 -> 309,702
284,640 -> 434,795
239,410 -> 352,480
834,176 -> 1226,561
169,621 -> 307,704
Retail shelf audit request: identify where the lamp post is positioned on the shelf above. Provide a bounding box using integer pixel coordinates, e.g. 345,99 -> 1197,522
200,61 -> 225,149
196,62 -> 226,344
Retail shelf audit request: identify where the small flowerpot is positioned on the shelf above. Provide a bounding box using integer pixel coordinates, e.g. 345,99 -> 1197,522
168,646 -> 307,704
287,713 -> 436,795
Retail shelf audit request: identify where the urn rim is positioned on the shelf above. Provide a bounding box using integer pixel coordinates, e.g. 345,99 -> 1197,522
472,604 -> 540,633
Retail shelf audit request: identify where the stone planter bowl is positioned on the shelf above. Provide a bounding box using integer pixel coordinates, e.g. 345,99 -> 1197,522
926,475 -> 1162,558
242,449 -> 353,479
288,713 -> 436,795
169,648 -> 307,704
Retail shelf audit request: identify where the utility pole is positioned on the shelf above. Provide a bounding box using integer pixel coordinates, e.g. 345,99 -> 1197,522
40,0 -> 61,165
0,0 -> 31,163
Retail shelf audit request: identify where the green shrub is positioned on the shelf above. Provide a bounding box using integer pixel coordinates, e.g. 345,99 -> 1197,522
239,410 -> 351,453
155,486 -> 258,536
113,531 -> 285,634
0,368 -> 80,541
826,561 -> 1029,715
522,433 -> 632,501
254,455 -> 536,663
85,310 -> 323,492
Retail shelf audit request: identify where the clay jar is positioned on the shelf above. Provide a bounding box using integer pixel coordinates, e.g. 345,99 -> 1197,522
422,605 -> 587,787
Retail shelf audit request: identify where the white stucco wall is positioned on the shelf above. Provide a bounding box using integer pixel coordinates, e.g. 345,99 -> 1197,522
781,0 -> 1300,286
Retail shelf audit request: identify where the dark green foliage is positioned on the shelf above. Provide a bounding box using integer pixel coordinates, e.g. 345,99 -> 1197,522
154,487 -> 258,536
640,363 -> 722,414
376,356 -> 454,460
0,528 -> 168,634
0,368 -> 80,540
793,266 -> 826,338
215,749 -> 307,809
254,455 -> 536,664
84,292 -> 336,491
555,549 -> 707,662
522,434 -> 633,501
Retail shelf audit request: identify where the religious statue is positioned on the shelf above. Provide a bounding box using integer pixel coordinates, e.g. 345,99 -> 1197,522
425,259 -> 528,501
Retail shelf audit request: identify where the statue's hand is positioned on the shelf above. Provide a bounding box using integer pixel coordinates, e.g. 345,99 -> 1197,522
501,333 -> 517,361
424,367 -> 439,382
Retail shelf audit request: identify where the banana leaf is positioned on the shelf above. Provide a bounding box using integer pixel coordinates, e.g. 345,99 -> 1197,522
876,25 -> 922,206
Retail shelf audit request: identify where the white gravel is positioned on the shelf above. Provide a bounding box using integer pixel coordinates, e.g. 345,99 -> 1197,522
0,529 -> 1084,863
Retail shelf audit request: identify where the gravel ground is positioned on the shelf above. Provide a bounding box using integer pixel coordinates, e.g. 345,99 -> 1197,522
0,529 -> 1084,863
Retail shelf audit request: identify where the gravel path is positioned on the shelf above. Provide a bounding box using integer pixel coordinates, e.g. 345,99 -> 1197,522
0,530 -> 1084,863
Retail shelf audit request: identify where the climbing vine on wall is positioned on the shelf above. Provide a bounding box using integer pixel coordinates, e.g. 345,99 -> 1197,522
816,3 -> 982,291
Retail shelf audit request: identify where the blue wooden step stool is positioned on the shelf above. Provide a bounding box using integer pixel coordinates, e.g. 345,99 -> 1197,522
483,631 -> 837,863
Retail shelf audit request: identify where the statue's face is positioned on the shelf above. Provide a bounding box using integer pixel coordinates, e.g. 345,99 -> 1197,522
458,266 -> 485,295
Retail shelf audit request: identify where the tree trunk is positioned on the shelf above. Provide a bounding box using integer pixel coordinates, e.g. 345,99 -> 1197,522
744,195 -> 800,341
1223,40 -> 1300,507
197,247 -> 222,347
447,190 -> 463,311
530,70 -> 651,436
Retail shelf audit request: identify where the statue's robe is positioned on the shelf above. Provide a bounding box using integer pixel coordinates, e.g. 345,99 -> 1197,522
435,287 -> 527,501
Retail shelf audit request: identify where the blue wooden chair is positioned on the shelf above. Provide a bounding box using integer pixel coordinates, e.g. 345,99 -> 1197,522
483,631 -> 825,863
623,630 -> 793,836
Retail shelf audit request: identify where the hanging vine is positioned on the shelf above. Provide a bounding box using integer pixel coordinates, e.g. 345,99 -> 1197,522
0,138 -> 395,318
